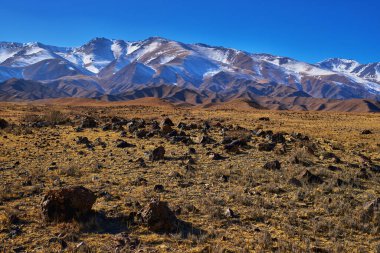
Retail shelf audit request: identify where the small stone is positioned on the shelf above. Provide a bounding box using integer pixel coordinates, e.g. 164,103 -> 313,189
132,177 -> 148,186
76,136 -> 91,145
263,160 -> 281,170
116,140 -> 136,148
327,165 -> 342,172
48,166 -> 58,171
188,147 -> 196,154
288,177 -> 302,187
186,157 -> 196,165
224,208 -> 237,218
154,184 -> 165,192
220,175 -> 229,182
209,153 -> 225,160
361,130 -> 373,135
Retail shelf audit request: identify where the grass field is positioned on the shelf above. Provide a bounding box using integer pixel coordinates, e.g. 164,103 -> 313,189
1,101 -> 380,252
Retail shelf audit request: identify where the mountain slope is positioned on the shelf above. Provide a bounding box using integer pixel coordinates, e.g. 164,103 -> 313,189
0,37 -> 379,105
318,58 -> 380,85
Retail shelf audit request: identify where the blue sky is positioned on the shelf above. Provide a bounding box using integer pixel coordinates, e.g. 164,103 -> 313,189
1,0 -> 379,63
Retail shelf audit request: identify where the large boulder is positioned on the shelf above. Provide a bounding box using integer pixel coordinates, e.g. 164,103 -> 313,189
0,118 -> 9,129
137,199 -> 178,233
41,186 -> 96,222
80,116 -> 97,128
271,133 -> 286,143
161,125 -> 174,135
300,170 -> 324,185
257,142 -> 276,151
147,146 -> 165,161
160,118 -> 174,127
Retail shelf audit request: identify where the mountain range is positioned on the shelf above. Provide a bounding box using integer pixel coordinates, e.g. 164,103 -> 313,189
0,37 -> 379,111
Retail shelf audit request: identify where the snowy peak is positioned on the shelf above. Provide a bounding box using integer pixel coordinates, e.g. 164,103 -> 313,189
0,42 -> 64,67
257,54 -> 335,77
60,38 -> 130,74
318,58 -> 380,83
318,58 -> 360,73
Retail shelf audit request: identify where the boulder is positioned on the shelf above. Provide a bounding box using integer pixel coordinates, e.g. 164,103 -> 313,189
224,139 -> 248,152
80,116 -> 97,128
147,146 -> 165,161
41,186 -> 96,222
153,184 -> 165,192
177,122 -> 187,129
257,142 -> 276,151
300,170 -> 324,185
288,177 -> 302,187
291,132 -> 310,141
135,129 -> 148,139
161,125 -> 174,135
271,133 -> 286,143
0,118 -> 9,129
224,208 -> 238,218
160,118 -> 174,127
370,164 -> 380,173
76,136 -> 91,145
263,160 -> 281,170
151,120 -> 160,130
327,165 -> 342,172
137,199 -> 178,233
116,140 -> 136,148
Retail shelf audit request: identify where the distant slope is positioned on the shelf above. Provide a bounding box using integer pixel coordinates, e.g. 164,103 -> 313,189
30,97 -> 175,108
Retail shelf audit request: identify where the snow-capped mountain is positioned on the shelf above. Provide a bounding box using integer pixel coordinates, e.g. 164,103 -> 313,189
0,37 -> 379,102
318,58 -> 380,84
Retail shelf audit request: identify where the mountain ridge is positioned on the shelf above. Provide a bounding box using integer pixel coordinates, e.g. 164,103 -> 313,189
0,37 -> 379,111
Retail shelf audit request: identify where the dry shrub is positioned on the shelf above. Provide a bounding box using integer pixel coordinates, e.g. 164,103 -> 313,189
43,110 -> 68,125
20,113 -> 41,124
289,148 -> 314,166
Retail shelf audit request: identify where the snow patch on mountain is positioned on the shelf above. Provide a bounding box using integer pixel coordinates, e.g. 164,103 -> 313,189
191,44 -> 239,65
259,55 -> 334,76
318,58 -> 360,73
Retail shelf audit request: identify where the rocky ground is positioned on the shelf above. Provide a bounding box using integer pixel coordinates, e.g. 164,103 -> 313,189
0,102 -> 380,252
